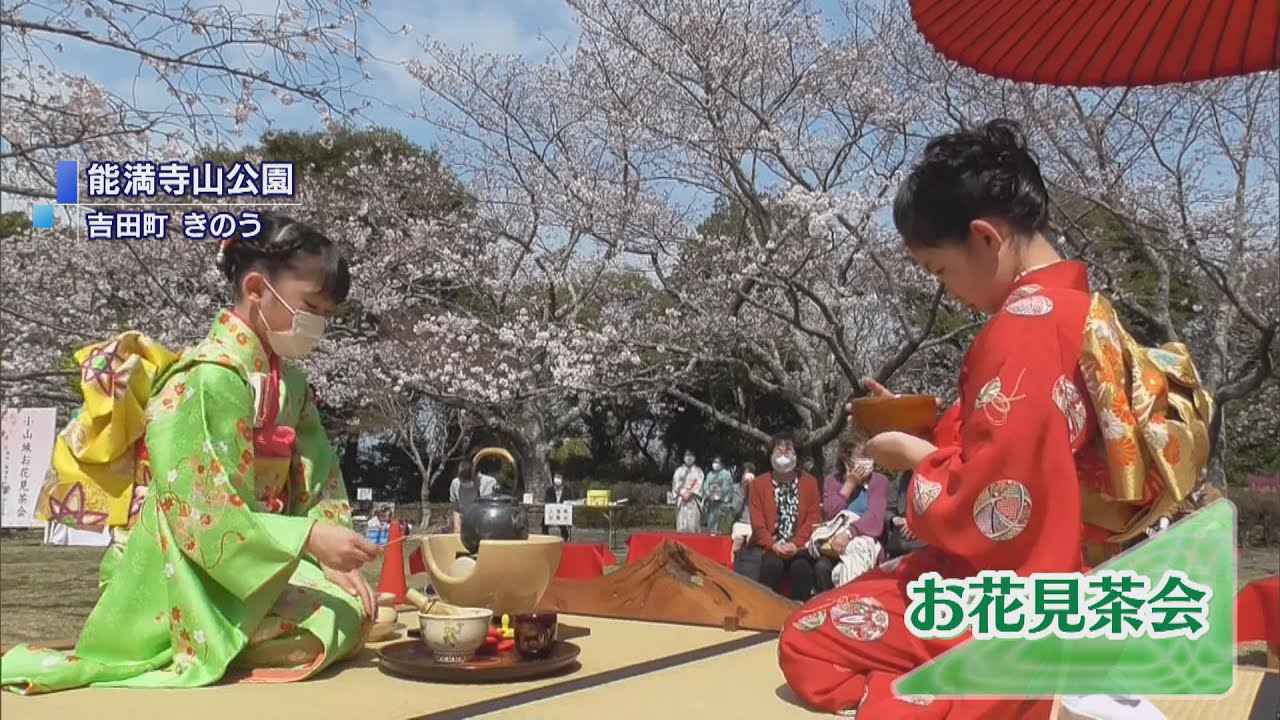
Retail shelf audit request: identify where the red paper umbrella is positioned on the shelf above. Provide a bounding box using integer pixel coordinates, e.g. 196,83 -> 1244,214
911,0 -> 1279,86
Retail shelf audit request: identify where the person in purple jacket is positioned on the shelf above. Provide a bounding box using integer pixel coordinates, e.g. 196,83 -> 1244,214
811,436 -> 889,592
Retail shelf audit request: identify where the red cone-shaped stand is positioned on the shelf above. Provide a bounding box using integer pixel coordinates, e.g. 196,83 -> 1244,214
376,520 -> 408,604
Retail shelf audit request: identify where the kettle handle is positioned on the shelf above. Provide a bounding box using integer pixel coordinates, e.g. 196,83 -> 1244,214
471,447 -> 523,501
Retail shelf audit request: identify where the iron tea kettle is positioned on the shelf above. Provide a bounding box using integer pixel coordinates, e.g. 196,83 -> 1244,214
459,447 -> 529,555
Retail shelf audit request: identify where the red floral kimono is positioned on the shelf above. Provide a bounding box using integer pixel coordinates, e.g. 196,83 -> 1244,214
780,262 -> 1112,719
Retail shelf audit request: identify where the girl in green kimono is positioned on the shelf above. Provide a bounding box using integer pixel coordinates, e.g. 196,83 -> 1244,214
2,214 -> 381,694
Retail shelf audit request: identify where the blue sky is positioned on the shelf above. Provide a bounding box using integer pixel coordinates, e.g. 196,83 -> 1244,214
37,0 -> 856,155
19,0 -> 1254,216
37,1 -> 582,153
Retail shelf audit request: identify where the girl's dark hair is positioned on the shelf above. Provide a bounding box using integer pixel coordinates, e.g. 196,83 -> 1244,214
216,212 -> 350,302
769,432 -> 797,451
893,119 -> 1050,249
742,462 -> 757,475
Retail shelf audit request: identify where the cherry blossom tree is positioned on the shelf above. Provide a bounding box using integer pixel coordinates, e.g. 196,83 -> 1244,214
409,0 -> 976,461
1,0 -> 399,200
368,394 -> 472,524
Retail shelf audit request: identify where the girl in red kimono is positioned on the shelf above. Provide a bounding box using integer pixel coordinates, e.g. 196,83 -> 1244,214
778,120 -> 1212,719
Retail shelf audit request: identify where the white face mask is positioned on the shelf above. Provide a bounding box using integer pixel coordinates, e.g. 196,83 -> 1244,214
259,278 -> 326,359
850,458 -> 874,481
553,476 -> 563,487
742,473 -> 754,483
712,462 -> 722,471
771,453 -> 796,474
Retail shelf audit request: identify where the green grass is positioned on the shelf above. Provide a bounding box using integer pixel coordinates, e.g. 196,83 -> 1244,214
0,526 -> 632,647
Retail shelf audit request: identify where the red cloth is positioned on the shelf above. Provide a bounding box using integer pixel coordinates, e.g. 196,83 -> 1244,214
911,0 -> 1279,87
410,541 -> 621,580
1236,575 -> 1280,649
626,532 -> 733,568
408,543 -> 427,575
779,263 -> 1094,717
555,543 -> 619,580
749,471 -> 823,549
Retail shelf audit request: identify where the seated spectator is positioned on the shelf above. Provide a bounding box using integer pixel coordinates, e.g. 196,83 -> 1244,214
810,437 -> 889,591
749,433 -> 822,600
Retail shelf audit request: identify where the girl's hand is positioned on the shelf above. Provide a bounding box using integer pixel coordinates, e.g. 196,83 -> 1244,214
847,377 -> 898,426
306,523 -> 380,572
862,377 -> 897,398
324,565 -> 376,620
866,432 -> 938,472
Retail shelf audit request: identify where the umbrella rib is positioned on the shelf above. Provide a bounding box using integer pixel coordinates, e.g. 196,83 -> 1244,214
968,0 -> 1041,73
913,0 -> 977,52
938,0 -> 1012,63
1236,0 -> 1262,75
1201,0 -> 1235,80
1174,0 -> 1217,83
1273,0 -> 1280,68
993,0 -> 1072,83
1041,0 -> 1116,86
1068,0 -> 1144,86
1274,0 -> 1280,68
914,0 -> 971,30
1098,0 -> 1158,87
1135,0 -> 1198,86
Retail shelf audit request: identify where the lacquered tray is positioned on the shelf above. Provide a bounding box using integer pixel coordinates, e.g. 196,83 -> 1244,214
377,639 -> 580,683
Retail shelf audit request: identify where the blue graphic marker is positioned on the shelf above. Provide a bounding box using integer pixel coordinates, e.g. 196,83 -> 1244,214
56,160 -> 79,204
32,204 -> 55,229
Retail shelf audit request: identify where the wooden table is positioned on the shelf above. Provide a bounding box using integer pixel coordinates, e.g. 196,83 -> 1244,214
578,502 -> 625,550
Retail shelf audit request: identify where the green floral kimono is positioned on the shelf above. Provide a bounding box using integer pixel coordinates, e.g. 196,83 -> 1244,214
1,310 -> 363,694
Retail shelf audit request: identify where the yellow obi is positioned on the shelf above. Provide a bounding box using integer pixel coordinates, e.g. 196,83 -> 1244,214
36,333 -> 176,530
36,329 -> 301,531
1077,294 -> 1215,544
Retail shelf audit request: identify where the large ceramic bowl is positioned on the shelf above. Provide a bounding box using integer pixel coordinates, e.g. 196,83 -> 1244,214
420,534 -> 563,616
849,394 -> 938,438
418,604 -> 493,663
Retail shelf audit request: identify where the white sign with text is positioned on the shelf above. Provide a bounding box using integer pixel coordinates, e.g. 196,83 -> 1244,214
1,408 -> 57,528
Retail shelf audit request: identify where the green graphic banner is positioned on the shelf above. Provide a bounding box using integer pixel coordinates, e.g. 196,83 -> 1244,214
896,499 -> 1235,697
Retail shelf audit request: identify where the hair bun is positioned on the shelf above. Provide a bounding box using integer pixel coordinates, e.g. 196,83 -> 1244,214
983,119 -> 1029,153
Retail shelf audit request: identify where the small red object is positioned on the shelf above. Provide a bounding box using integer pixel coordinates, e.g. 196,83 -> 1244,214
375,520 -> 408,603
1237,576 -> 1280,651
408,545 -> 427,575
497,639 -> 515,653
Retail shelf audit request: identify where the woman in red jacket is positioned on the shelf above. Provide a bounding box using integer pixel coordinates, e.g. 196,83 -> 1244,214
749,432 -> 823,600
